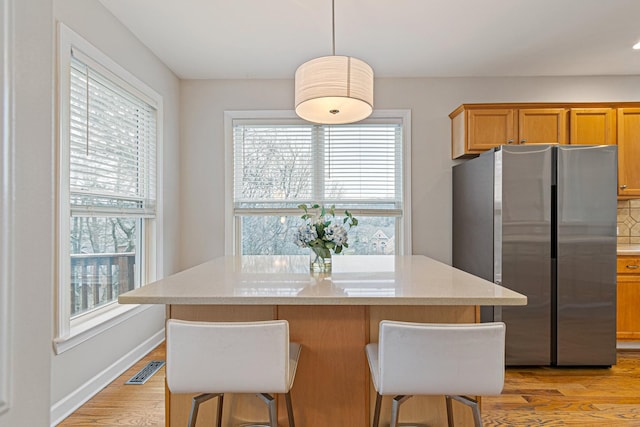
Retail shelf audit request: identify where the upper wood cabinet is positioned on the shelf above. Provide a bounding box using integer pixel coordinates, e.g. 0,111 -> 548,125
518,108 -> 567,145
570,108 -> 616,145
451,103 -> 629,159
617,108 -> 640,198
451,108 -> 509,158
461,108 -> 516,156
451,102 -> 640,199
451,104 -> 568,159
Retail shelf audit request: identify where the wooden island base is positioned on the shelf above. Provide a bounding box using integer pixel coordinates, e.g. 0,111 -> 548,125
167,304 -> 478,427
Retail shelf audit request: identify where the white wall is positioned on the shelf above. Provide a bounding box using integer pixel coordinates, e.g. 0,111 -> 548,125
0,0 -> 180,425
0,0 -> 54,425
179,75 -> 640,268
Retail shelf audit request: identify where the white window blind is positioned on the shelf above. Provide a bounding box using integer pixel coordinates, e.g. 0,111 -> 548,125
322,125 -> 401,202
233,122 -> 402,210
69,54 -> 157,217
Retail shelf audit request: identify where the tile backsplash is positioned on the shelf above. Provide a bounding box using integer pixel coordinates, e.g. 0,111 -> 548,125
617,199 -> 640,244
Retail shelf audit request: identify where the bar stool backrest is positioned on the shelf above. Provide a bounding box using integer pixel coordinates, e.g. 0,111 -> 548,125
377,321 -> 505,396
166,319 -> 291,394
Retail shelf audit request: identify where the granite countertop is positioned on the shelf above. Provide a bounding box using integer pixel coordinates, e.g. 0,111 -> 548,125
118,255 -> 527,306
618,244 -> 640,255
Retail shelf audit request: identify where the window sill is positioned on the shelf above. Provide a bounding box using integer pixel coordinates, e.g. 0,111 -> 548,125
53,303 -> 153,355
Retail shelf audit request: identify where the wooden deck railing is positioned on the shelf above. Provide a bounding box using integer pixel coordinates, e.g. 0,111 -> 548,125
70,252 -> 136,317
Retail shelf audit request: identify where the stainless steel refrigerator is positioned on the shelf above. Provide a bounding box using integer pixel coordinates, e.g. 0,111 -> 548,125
452,144 -> 617,366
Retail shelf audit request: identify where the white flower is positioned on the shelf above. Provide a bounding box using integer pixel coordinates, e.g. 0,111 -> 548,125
324,223 -> 348,246
294,224 -> 318,248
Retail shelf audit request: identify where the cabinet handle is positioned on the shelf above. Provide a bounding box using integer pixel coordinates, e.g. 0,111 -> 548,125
620,184 -> 628,190
626,265 -> 639,269
520,139 -> 527,144
507,139 -> 514,144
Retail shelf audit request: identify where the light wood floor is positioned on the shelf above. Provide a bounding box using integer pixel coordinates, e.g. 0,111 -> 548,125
57,344 -> 166,427
483,350 -> 640,426
58,345 -> 640,426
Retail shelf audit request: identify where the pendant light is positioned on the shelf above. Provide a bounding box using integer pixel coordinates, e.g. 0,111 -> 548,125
294,0 -> 374,124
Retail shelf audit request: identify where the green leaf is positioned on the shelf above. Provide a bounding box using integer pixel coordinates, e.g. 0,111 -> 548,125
335,245 -> 342,254
312,246 -> 331,259
309,240 -> 326,250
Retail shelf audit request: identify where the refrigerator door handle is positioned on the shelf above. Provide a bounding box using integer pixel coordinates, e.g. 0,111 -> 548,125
493,281 -> 503,321
494,305 -> 503,322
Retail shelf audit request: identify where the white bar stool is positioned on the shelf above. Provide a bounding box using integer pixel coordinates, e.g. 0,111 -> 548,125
365,321 -> 505,427
166,319 -> 301,427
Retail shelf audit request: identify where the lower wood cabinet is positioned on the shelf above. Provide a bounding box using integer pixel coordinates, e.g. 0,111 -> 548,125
617,255 -> 640,341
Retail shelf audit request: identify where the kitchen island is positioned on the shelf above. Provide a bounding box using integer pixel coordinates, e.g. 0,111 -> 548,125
119,255 -> 527,427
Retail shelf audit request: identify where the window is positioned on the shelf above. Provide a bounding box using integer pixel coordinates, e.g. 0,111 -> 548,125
56,25 -> 162,352
225,111 -> 411,256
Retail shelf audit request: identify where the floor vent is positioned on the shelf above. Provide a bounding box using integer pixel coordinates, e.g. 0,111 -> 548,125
125,360 -> 165,385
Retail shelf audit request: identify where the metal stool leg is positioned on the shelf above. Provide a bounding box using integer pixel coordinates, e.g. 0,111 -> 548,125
258,393 -> 278,427
448,395 -> 483,427
445,395 -> 455,427
372,393 -> 383,427
390,395 -> 412,427
188,393 -> 222,427
285,391 -> 295,427
216,394 -> 224,427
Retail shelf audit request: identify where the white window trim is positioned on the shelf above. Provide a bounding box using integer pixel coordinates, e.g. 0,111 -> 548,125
223,109 -> 412,256
0,0 -> 12,414
55,23 -> 163,354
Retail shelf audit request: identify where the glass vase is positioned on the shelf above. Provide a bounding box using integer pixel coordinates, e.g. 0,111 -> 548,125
309,249 -> 332,274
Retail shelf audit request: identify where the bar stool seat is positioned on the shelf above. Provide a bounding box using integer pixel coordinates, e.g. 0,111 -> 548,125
365,321 -> 505,427
166,319 -> 301,427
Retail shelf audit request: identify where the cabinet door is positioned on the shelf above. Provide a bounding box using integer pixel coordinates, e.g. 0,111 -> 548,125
617,256 -> 640,341
467,109 -> 516,153
617,108 -> 640,197
518,108 -> 567,145
617,276 -> 640,341
570,108 -> 616,145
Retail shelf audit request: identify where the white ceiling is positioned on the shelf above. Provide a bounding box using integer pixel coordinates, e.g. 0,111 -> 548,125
99,0 -> 640,80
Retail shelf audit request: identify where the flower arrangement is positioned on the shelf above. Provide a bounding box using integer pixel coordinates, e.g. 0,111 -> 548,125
294,204 -> 358,271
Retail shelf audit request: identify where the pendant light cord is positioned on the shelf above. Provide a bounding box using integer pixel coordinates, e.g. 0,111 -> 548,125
332,0 -> 336,56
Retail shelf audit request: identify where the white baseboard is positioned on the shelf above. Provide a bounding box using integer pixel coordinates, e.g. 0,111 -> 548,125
617,341 -> 640,350
50,329 -> 164,426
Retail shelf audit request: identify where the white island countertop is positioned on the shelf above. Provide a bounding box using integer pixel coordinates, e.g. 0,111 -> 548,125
119,255 -> 527,306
